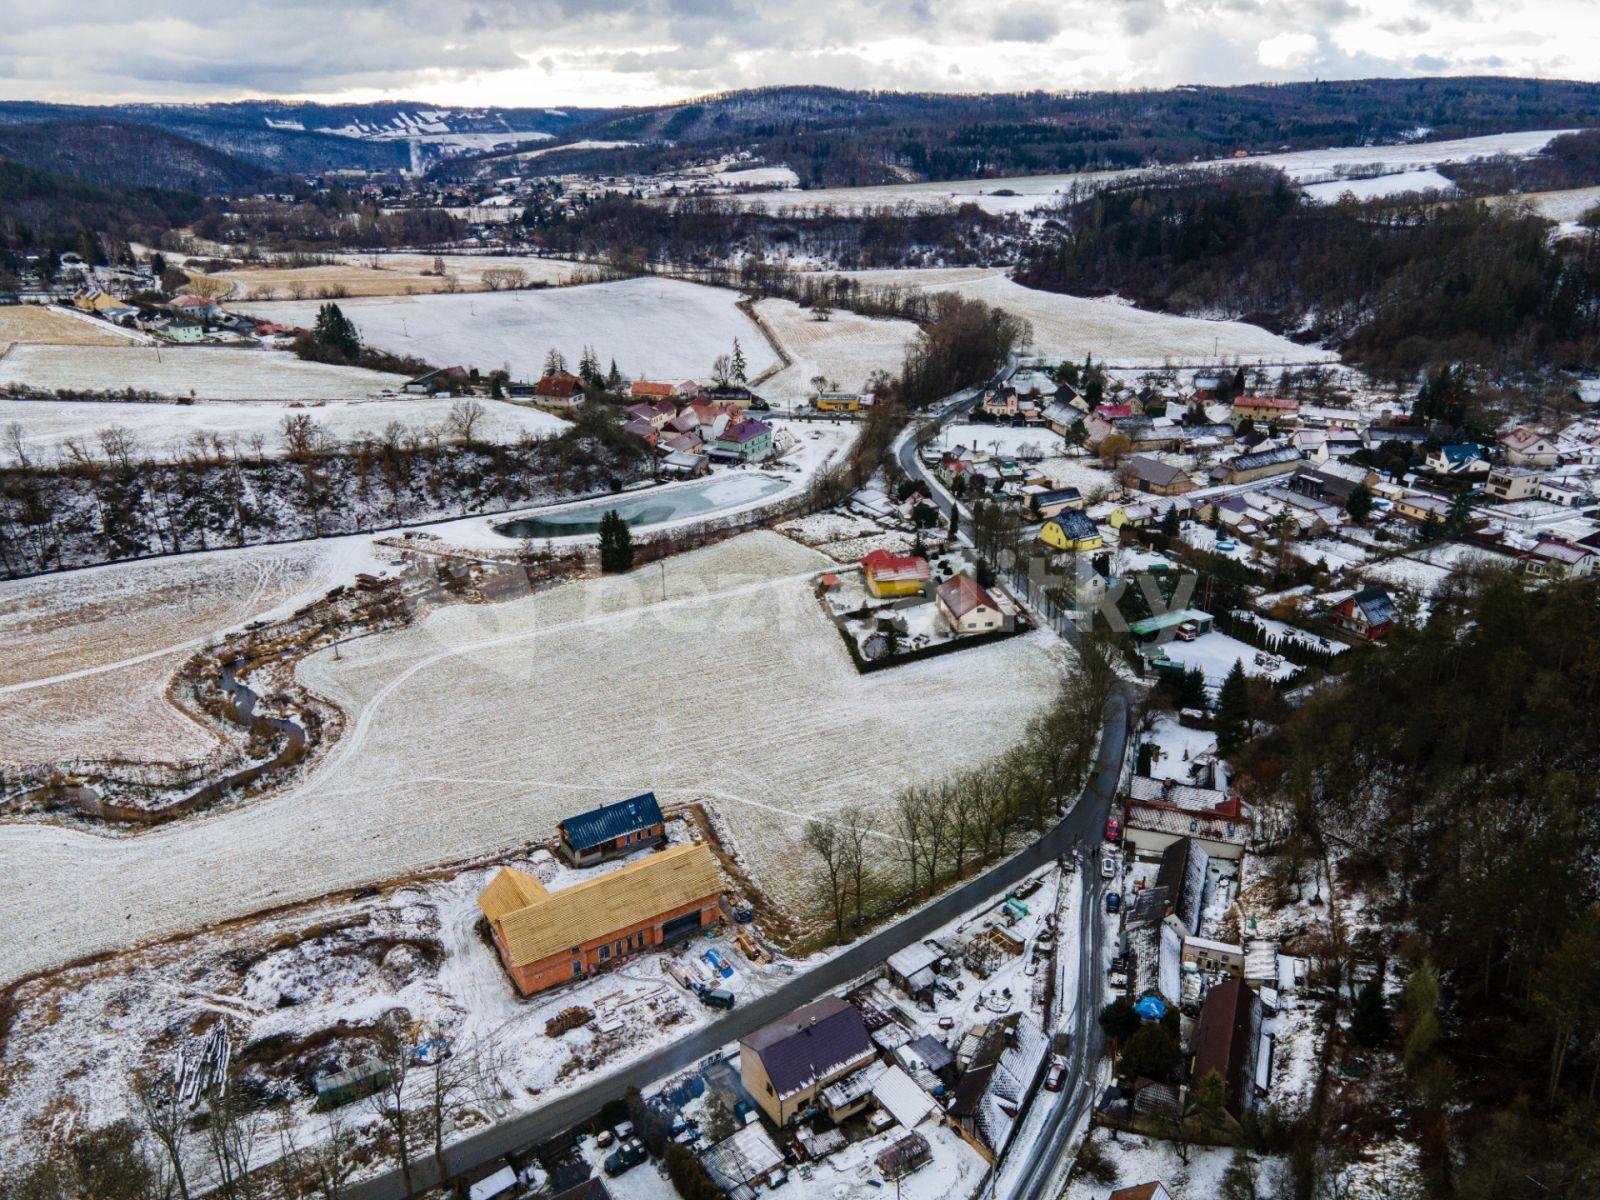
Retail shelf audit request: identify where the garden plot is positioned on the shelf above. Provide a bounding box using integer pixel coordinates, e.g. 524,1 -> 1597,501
245,277 -> 778,383
208,253 -> 595,300
927,421 -> 1062,460
1066,1124 -> 1289,1199
836,269 -> 1334,366
0,532 -> 1064,987
0,305 -> 144,348
752,298 -> 919,404
0,537 -> 390,767
0,395 -> 567,465
0,345 -> 405,400
1154,631 -> 1298,689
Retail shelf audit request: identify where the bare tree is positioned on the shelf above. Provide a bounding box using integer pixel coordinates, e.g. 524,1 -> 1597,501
445,398 -> 486,443
132,1071 -> 194,1200
840,805 -> 874,929
366,1037 -> 417,1194
805,819 -> 851,939
5,419 -> 30,467
97,425 -> 139,470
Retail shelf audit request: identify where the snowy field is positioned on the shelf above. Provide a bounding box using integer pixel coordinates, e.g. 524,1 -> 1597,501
1494,184 -> 1600,232
210,253 -> 595,300
0,538 -> 389,766
0,395 -> 569,465
836,269 -> 1335,366
0,345 -> 406,400
733,130 -> 1570,213
0,305 -> 145,347
753,298 -> 919,404
1300,168 -> 1455,203
245,277 -> 778,382
1233,128 -> 1572,184
0,532 -> 1065,986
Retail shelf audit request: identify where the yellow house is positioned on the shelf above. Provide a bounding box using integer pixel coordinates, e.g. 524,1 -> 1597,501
816,391 -> 868,413
861,549 -> 932,597
1040,512 -> 1104,552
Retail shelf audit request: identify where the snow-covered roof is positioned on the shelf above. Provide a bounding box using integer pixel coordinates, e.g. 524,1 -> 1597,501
887,940 -> 943,980
872,1064 -> 937,1130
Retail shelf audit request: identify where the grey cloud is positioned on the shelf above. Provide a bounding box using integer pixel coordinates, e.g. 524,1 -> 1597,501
991,6 -> 1062,42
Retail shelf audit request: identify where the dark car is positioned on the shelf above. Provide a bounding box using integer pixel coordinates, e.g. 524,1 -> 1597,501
604,1138 -> 648,1176
1106,892 -> 1121,914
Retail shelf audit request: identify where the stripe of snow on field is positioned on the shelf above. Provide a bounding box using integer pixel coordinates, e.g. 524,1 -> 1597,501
0,532 -> 1063,986
0,345 -> 406,401
244,277 -> 779,383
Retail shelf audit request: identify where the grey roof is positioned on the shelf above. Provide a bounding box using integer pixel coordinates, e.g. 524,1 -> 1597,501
1226,446 -> 1303,472
907,1034 -> 956,1074
1347,586 -> 1397,627
741,996 -> 875,1100
559,792 -> 664,852
1125,455 -> 1189,488
1155,837 -> 1209,935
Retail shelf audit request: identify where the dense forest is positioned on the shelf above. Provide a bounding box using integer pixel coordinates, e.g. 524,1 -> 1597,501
1015,168 -> 1600,370
1239,570 -> 1600,1199
464,78 -> 1600,187
516,193 -> 1021,270
0,161 -> 205,256
0,120 -> 270,195
1441,127 -> 1600,197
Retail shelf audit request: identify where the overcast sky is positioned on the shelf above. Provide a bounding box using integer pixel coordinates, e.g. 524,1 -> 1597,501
4,1 -> 1595,108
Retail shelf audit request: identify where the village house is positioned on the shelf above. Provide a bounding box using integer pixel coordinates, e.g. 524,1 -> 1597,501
403,365 -> 473,395
979,385 -> 1024,421
861,549 -> 932,598
1031,487 -> 1083,519
948,1011 -> 1050,1161
739,995 -> 876,1125
1520,538 -> 1595,580
1232,395 -> 1299,424
1122,455 -> 1196,496
1394,492 -> 1452,524
1039,510 -> 1105,552
1191,977 -> 1268,1125
1484,466 -> 1540,502
624,399 -> 676,429
706,417 -> 773,461
1041,399 -> 1082,437
1330,585 -> 1398,640
169,294 -> 222,322
1124,776 -> 1248,861
477,843 -> 723,996
622,418 -> 658,447
557,792 -> 667,866
1425,443 -> 1491,476
630,379 -> 677,401
1537,478 -> 1589,507
815,391 -> 872,413
1500,426 -> 1559,467
1183,936 -> 1247,976
534,373 -> 586,411
1212,446 -> 1303,485
936,573 -> 1005,635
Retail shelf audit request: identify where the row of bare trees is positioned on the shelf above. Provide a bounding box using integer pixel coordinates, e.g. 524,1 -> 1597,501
804,637 -> 1118,940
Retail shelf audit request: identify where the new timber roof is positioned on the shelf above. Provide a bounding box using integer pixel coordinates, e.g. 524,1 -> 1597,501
480,844 -> 723,968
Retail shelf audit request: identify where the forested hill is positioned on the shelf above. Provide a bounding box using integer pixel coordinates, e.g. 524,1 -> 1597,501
0,120 -> 269,194
0,160 -> 203,247
480,76 -> 1600,186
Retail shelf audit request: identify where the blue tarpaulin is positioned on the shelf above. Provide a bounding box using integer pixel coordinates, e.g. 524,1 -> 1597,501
1135,995 -> 1168,1021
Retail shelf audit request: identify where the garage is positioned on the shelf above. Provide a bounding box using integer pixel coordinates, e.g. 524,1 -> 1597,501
661,910 -> 705,946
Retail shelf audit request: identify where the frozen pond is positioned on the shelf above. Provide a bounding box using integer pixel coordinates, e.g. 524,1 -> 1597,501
495,471 -> 789,537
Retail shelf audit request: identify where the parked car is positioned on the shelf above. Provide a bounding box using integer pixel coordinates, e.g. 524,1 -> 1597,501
1104,816 -> 1121,842
1106,892 -> 1121,914
700,987 -> 736,1010
1044,1056 -> 1067,1092
1176,620 -> 1201,641
1100,853 -> 1116,879
604,1139 -> 648,1177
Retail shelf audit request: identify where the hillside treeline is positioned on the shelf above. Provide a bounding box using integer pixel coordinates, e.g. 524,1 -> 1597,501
521,193 -> 1021,270
457,78 -> 1600,189
1015,168 -> 1600,370
0,161 -> 204,259
0,406 -> 646,577
1241,570 -> 1600,1198
1441,128 -> 1600,197
190,192 -> 463,253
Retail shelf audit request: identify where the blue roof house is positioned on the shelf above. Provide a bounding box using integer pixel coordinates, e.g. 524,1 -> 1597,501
557,792 -> 668,866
